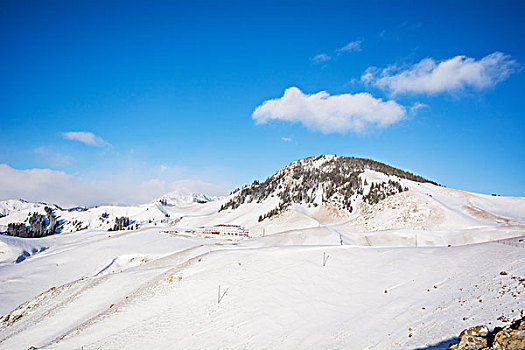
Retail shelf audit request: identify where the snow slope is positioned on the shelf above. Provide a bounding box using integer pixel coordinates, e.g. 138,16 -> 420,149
0,191 -> 222,234
1,155 -> 524,349
0,199 -> 43,217
172,169 -> 525,245
0,228 -> 523,349
1,156 -> 524,241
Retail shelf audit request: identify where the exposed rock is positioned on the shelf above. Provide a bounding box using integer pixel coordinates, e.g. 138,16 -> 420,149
459,326 -> 490,339
457,335 -> 488,350
448,318 -> 525,350
493,328 -> 525,349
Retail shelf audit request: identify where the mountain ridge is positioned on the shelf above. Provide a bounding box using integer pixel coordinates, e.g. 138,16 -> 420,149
220,154 -> 436,222
1,155 -> 524,239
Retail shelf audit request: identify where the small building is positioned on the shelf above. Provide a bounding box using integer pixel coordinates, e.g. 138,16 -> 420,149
200,224 -> 250,237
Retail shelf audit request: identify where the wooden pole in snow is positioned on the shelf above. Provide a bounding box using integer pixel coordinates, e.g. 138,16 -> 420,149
323,252 -> 329,267
218,285 -> 228,303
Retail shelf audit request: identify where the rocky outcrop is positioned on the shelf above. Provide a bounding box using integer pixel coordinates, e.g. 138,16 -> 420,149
448,318 -> 525,350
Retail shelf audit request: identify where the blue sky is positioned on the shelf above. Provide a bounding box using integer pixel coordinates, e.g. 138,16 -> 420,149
1,0 -> 524,206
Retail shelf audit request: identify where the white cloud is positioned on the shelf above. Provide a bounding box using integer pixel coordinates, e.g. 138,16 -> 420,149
337,40 -> 362,53
34,146 -> 74,166
281,137 -> 293,143
410,102 -> 428,114
252,87 -> 407,134
0,164 -> 228,208
360,67 -> 376,85
311,53 -> 331,64
62,131 -> 110,147
362,52 -> 518,95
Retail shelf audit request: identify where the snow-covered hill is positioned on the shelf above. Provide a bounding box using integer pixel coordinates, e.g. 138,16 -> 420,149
0,189 -> 221,234
178,155 -> 525,239
157,189 -> 220,207
0,155 -> 524,349
0,199 -> 44,217
1,155 -> 524,241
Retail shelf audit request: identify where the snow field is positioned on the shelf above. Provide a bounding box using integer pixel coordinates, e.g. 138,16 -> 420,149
1,231 -> 523,349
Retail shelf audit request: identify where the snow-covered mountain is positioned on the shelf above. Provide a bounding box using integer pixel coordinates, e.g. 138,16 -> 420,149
1,155 -> 524,241
177,155 -> 525,240
0,199 -> 45,217
0,155 -> 524,349
221,154 -> 430,219
0,190 -> 221,235
156,189 -> 221,207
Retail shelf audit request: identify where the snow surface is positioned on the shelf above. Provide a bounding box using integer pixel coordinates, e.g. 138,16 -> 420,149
0,228 -> 523,349
1,171 -> 524,349
0,199 -> 43,217
2,171 -> 524,237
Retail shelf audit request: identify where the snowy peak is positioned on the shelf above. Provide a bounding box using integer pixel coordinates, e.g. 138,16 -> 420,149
279,155 -> 435,184
0,199 -> 45,217
156,190 -> 220,207
0,189 -> 221,235
219,155 -> 434,221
